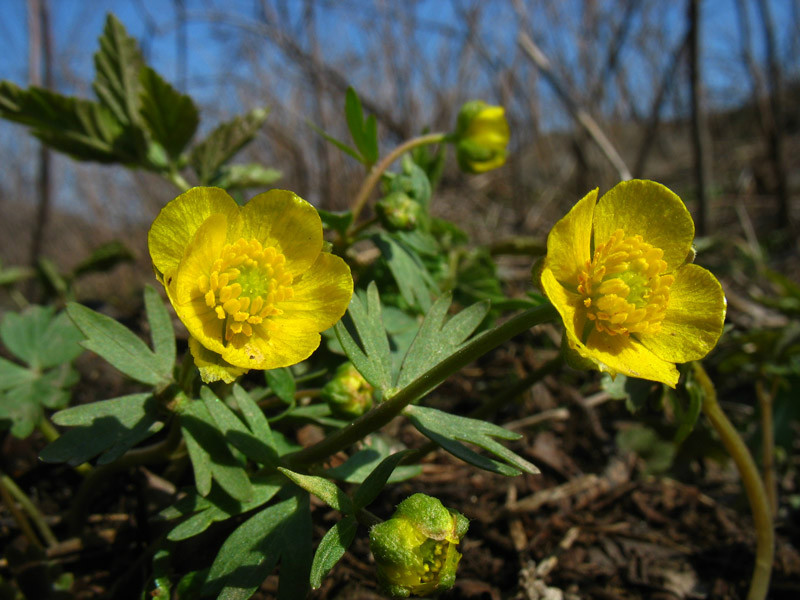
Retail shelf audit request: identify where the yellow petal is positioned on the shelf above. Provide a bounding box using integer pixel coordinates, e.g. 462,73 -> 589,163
189,336 -> 248,383
275,252 -> 353,331
640,263 -> 726,363
173,213 -> 230,355
593,180 -> 694,272
221,326 -> 322,371
585,328 -> 679,387
540,267 -> 586,349
148,187 -> 239,282
543,188 -> 597,284
239,189 -> 323,277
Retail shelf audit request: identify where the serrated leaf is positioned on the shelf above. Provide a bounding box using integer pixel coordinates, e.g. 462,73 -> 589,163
0,81 -> 131,163
405,405 -> 539,476
310,516 -> 357,589
210,163 -> 281,189
139,65 -> 198,159
189,108 -> 269,184
41,393 -> 163,465
333,282 -> 393,391
204,489 -> 311,600
397,294 -> 489,389
144,285 -> 175,372
72,240 -> 134,278
67,302 -> 170,386
162,475 -> 282,541
278,468 -> 353,513
93,14 -> 144,128
201,386 -> 276,466
179,400 -> 253,501
373,233 -> 438,312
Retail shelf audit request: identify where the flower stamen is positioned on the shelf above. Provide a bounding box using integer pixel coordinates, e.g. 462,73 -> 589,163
196,237 -> 294,345
578,229 -> 673,337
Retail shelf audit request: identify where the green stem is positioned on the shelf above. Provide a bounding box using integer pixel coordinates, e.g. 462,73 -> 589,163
287,303 -> 558,468
346,132 -> 447,235
693,362 -> 773,600
165,169 -> 192,192
0,470 -> 58,547
756,376 -> 778,515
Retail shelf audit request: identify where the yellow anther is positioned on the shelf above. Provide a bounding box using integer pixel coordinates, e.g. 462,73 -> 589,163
579,229 -> 672,337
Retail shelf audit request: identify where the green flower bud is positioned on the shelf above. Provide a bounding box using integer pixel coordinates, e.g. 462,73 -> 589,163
369,493 -> 469,597
376,191 -> 423,232
453,100 -> 510,174
321,362 -> 373,418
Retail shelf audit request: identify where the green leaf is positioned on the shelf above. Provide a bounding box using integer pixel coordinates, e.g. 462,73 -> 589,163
0,81 -> 130,163
93,14 -> 144,128
309,516 -> 357,589
200,386 -> 276,466
373,233 -> 438,312
41,393 -> 164,465
231,384 -> 275,450
161,475 -> 282,541
179,400 -> 253,501
209,163 -> 281,190
672,368 -> 704,445
66,302 -> 171,387
144,285 -> 175,374
1,306 -> 83,370
317,209 -> 354,236
265,368 -> 295,404
617,426 -> 676,475
334,282 -> 393,391
352,450 -> 411,510
72,240 -> 134,278
0,388 -> 41,438
0,357 -> 35,391
306,119 -> 364,163
138,65 -> 198,160
344,87 -> 378,165
325,436 -> 421,485
404,405 -> 539,476
277,468 -> 353,513
204,489 -> 311,600
189,108 -> 269,185
397,294 -> 489,388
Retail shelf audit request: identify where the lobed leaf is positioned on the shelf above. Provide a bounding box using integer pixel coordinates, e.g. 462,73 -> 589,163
67,302 -> 171,387
1,306 -> 83,370
138,65 -> 198,160
373,233 -> 438,312
404,405 -> 539,477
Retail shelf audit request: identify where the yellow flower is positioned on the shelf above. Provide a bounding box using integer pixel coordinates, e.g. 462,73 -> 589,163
454,100 -> 510,173
148,187 -> 353,383
540,180 -> 726,387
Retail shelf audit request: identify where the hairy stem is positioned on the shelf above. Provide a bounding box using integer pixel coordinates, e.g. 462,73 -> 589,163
287,303 -> 557,468
693,362 -> 773,600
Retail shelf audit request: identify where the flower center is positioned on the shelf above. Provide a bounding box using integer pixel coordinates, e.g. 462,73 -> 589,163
577,229 -> 673,337
196,238 -> 294,343
418,539 -> 448,583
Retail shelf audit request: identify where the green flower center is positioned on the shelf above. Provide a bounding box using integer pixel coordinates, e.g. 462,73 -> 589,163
196,237 -> 294,343
418,539 -> 448,583
577,229 -> 673,337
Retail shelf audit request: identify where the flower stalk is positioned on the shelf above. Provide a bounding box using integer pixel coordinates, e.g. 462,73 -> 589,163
693,362 -> 773,600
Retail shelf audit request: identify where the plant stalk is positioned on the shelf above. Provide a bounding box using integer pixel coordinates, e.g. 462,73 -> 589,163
756,376 -> 778,515
346,132 -> 447,233
693,362 -> 773,600
287,303 -> 557,468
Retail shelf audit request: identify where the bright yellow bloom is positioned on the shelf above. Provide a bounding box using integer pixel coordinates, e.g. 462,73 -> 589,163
540,180 -> 726,387
148,187 -> 353,383
454,100 -> 510,173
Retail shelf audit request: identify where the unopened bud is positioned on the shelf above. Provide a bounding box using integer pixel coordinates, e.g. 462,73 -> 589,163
321,362 -> 373,419
453,100 -> 510,174
370,493 -> 468,597
376,191 -> 423,232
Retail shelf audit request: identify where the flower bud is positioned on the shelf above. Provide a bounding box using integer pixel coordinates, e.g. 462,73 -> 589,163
369,494 -> 469,597
453,100 -> 510,173
376,191 -> 423,232
321,362 -> 373,419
